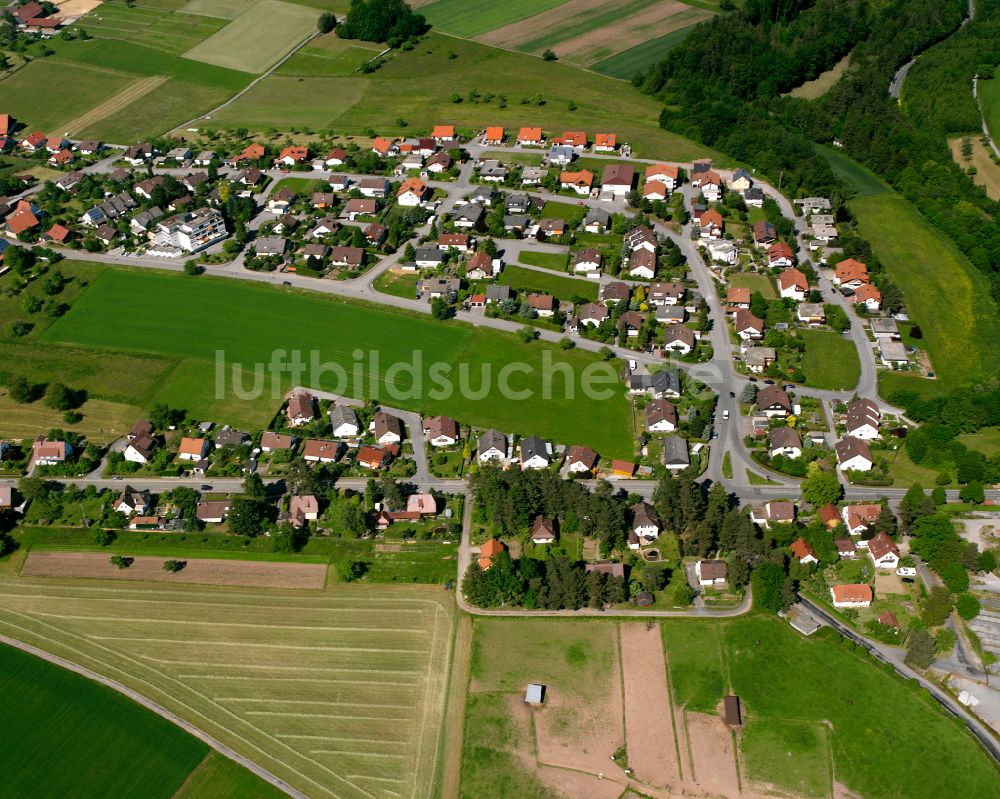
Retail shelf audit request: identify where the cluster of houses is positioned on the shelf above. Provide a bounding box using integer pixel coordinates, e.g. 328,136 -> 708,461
3,2 -> 69,34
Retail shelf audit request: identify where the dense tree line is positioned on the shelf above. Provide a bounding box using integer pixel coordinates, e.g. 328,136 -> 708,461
336,0 -> 428,47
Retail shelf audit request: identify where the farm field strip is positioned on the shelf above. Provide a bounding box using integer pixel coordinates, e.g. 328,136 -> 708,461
0,577 -> 453,799
592,25 -> 701,78
420,0 -> 570,38
57,75 -> 170,136
478,0 -> 655,51
182,0 -> 320,73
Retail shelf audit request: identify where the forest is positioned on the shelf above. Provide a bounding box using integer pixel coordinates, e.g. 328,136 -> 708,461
642,0 -> 1000,313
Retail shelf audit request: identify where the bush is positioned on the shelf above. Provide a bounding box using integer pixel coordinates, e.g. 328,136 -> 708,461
163,559 -> 186,573
956,593 -> 981,620
317,11 -> 337,33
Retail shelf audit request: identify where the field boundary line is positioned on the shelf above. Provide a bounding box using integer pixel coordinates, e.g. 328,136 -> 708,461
0,634 -> 308,799
438,613 -> 471,799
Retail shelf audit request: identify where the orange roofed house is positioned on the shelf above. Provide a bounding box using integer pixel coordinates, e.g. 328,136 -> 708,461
594,133 -> 617,152
483,126 -> 504,145
230,142 -> 264,165
559,169 -> 593,195
276,145 -> 309,166
833,258 -> 868,289
432,125 -> 456,143
479,538 -> 506,570
517,127 -> 544,146
397,177 -> 430,207
830,583 -> 873,608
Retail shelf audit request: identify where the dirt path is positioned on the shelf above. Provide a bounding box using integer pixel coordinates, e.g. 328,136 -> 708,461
0,634 -> 308,799
60,75 -> 168,136
439,615 -> 472,799
620,623 -> 682,788
21,551 -> 327,589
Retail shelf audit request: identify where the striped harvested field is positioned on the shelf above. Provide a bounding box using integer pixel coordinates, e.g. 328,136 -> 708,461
0,572 -> 453,799
59,74 -> 168,135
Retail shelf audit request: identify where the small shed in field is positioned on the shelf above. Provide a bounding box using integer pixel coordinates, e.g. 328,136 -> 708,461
525,684 -> 546,706
723,695 -> 742,726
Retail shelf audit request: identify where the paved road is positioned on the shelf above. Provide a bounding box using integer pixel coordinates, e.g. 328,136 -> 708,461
0,635 -> 309,799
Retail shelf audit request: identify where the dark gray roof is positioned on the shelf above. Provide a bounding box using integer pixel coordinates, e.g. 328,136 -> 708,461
329,404 -> 359,430
520,435 -> 549,463
662,435 -> 689,466
415,247 -> 444,262
455,203 -> 484,222
478,428 -> 506,453
485,284 -> 513,302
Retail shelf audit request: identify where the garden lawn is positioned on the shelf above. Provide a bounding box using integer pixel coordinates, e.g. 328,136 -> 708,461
540,200 -> 585,221
959,426 -> 1000,457
182,0 -> 319,73
0,644 -> 208,799
40,270 -> 634,457
728,272 -> 775,299
851,194 -> 1000,398
206,33 -> 719,161
499,265 -> 597,302
374,270 -> 420,299
799,328 -> 860,391
420,0 -> 570,38
517,250 -> 569,271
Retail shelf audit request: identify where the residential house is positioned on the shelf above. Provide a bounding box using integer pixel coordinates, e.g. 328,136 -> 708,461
663,323 -> 696,355
397,177 -> 429,207
453,204 -> 484,228
628,369 -> 681,399
788,537 -> 819,565
521,166 -> 546,186
696,560 -> 727,586
466,250 -> 499,280
478,429 -> 507,463
357,444 -> 392,469
662,435 -> 689,470
842,503 -> 883,536
424,415 -> 459,447
576,302 -> 609,327
871,318 -> 900,339
628,249 -> 656,279
432,124 -> 456,143
752,500 -> 796,529
484,284 -> 512,304
625,225 -> 657,253
726,287 -> 751,310
5,199 -> 41,239
343,198 -> 377,220
519,436 -> 551,469
731,168 -> 753,193
631,502 -> 661,548
753,221 -> 777,245
768,241 -> 795,266
565,445 -> 598,474
836,539 -> 858,559
645,163 -> 678,191
546,144 -> 576,166
123,143 -> 154,164
19,130 -> 45,151
692,169 -> 722,202
851,283 -> 881,311
601,163 -> 634,196
267,187 -> 295,213
371,137 -> 398,156
734,308 -> 764,340
745,346 -> 776,374
254,236 -> 287,257
177,437 -> 209,461
553,130 -> 587,148
526,293 -> 555,318
123,434 -> 156,464
426,151 -> 452,173
835,436 -> 873,472
230,143 -> 265,165
438,233 -> 470,252
819,504 -> 841,529
797,303 -> 825,324
31,436 -> 70,465
358,177 -> 389,198
833,258 -> 869,289
830,584 -> 873,608
260,432 -> 295,453
601,282 -> 630,304
646,398 -> 678,432
583,207 -> 611,233
328,246 -> 364,268
778,268 -> 808,301
41,223 -> 72,245
286,392 -> 316,427
650,282 -> 685,306
95,224 -> 119,246
879,339 -> 910,367
573,247 -> 603,275
517,127 -> 544,146
757,385 -> 792,417
612,460 -> 636,478
418,275 -> 458,297
768,427 -> 802,458
643,181 -> 668,201
196,501 -> 231,524
868,532 -> 900,569
302,439 -> 343,463
329,405 -> 361,438
483,127 -> 504,145
536,218 -> 566,237
289,495 -> 319,528
560,169 -> 593,194
479,538 -> 506,570
846,398 -> 881,440
373,411 -> 404,444
593,133 -> 617,152
706,238 -> 737,264
531,515 -> 557,545
697,208 -> 724,238
113,487 -> 152,516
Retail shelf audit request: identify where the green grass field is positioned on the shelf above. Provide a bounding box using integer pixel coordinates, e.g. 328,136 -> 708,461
276,35 -> 382,76
175,752 -> 287,799
591,24 -> 701,79
959,426 -> 1000,456
540,200 -> 584,220
851,194 -> 1000,398
0,569 -> 453,799
0,643 -> 209,799
980,72 -> 1000,142
815,144 -> 891,197
208,32 -> 720,161
517,250 -> 570,271
40,270 -> 634,456
499,264 -> 597,302
182,0 -> 319,73
800,328 -> 861,391
374,270 -> 420,299
0,60 -> 133,132
741,718 -> 831,798
662,620 -> 725,713
420,0 -> 569,38
728,272 -> 775,299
